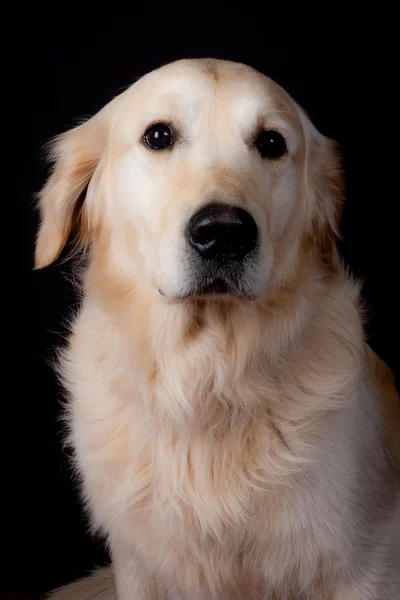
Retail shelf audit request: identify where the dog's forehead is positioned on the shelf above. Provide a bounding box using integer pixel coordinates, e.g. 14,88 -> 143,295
122,59 -> 300,128
140,58 -> 265,89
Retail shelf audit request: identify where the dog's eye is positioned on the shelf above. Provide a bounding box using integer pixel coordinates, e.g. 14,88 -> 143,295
255,130 -> 287,159
143,123 -> 174,150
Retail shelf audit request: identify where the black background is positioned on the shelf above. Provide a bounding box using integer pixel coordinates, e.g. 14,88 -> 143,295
7,7 -> 399,597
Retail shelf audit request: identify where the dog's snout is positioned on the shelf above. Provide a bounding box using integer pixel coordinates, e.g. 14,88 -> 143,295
187,203 -> 258,260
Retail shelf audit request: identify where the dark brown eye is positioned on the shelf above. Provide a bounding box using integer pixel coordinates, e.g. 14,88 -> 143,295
255,130 -> 287,159
143,123 -> 174,150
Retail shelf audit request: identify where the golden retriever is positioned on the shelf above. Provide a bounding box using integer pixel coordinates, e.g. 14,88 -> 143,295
35,59 -> 400,599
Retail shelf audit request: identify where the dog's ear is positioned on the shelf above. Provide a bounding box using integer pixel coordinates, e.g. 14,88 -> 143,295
309,135 -> 344,271
34,112 -> 110,269
300,112 -> 345,271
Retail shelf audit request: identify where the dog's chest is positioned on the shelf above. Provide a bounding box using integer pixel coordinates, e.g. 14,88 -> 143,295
76,390 -> 344,599
71,335 -> 341,597
117,427 -> 263,538
117,430 -> 270,596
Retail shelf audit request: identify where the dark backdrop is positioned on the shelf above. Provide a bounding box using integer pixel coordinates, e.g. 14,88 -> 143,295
7,8 -> 399,597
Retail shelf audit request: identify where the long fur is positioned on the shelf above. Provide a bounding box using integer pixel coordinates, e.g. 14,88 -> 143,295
37,59 -> 399,600
48,567 -> 115,599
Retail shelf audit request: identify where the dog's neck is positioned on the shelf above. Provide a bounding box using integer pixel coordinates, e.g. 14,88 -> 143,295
85,247 -> 364,434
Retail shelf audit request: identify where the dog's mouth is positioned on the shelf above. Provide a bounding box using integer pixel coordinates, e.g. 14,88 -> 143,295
177,271 -> 257,302
197,277 -> 230,295
159,255 -> 260,302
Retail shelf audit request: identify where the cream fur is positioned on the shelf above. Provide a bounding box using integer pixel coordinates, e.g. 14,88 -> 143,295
36,59 -> 400,599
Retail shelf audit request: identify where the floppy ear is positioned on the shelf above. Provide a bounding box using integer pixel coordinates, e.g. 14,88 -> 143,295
302,117 -> 344,271
34,112 -> 109,269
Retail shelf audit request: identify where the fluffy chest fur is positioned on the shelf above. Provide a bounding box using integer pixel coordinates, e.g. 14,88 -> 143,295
60,271 -> 375,598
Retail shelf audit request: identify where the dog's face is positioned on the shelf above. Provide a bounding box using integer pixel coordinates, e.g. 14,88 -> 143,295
35,59 -> 342,301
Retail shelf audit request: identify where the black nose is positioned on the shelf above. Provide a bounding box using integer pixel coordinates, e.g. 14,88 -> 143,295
187,203 -> 258,260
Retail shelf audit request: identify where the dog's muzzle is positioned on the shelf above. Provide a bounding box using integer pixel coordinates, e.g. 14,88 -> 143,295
184,202 -> 259,297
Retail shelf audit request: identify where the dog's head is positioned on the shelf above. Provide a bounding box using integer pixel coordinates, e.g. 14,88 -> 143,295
35,59 -> 343,301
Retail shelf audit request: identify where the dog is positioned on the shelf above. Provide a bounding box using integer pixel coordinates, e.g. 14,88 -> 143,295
35,58 -> 400,599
